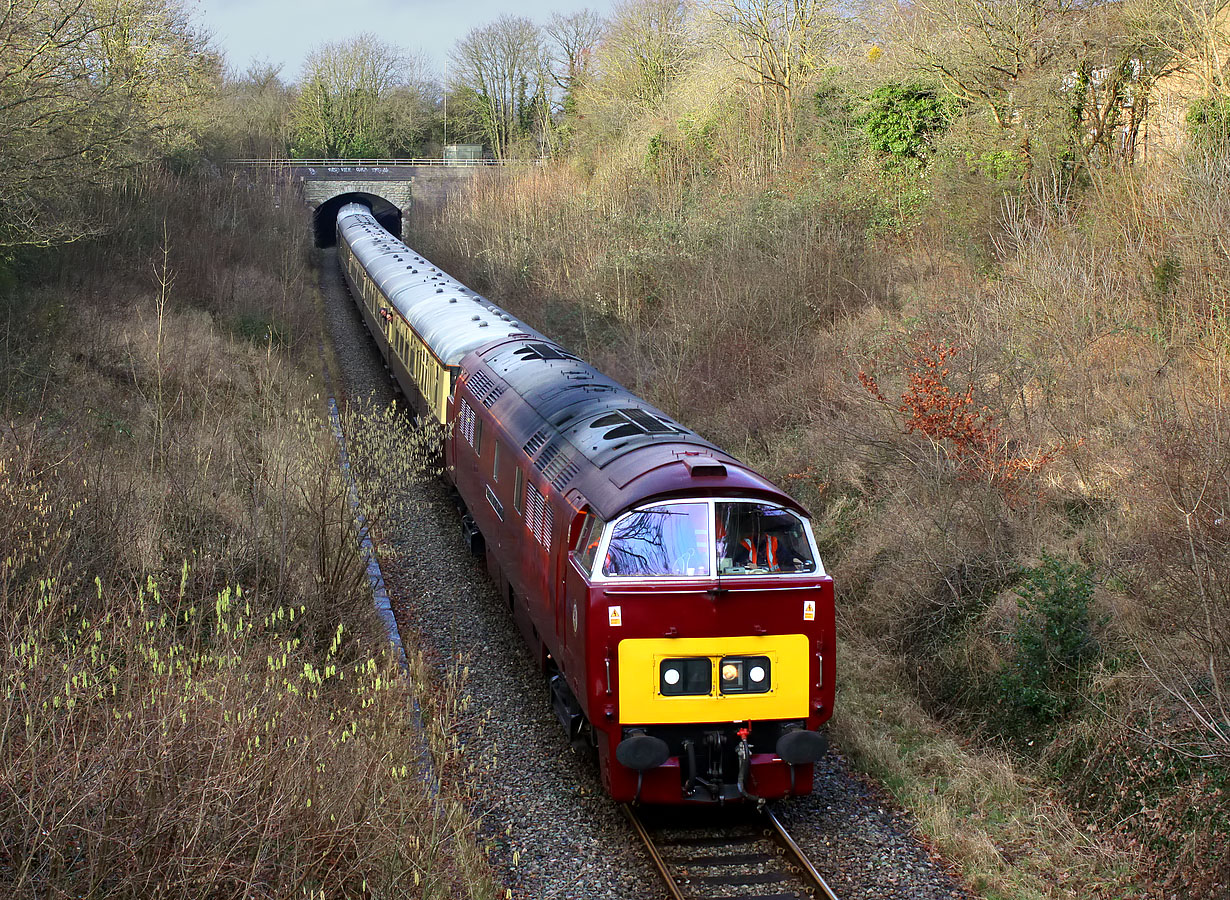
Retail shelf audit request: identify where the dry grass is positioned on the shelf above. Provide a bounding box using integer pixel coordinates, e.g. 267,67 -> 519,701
413,160 -> 889,457
834,639 -> 1147,899
0,168 -> 497,898
0,575 -> 470,897
410,97 -> 1230,890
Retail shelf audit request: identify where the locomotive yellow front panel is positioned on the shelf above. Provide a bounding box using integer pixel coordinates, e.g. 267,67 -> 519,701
618,634 -> 810,724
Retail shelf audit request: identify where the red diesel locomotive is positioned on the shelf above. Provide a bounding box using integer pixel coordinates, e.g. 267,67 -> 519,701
335,202 -> 835,804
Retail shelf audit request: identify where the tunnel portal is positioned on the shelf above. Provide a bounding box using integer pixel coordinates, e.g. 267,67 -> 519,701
313,192 -> 403,247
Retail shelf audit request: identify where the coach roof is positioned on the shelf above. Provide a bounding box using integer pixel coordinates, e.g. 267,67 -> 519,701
337,204 -> 547,365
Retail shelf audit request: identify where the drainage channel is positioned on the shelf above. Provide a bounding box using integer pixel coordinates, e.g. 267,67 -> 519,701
318,321 -> 440,799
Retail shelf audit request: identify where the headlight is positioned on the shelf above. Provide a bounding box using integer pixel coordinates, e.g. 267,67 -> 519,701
719,655 -> 771,694
660,658 -> 711,696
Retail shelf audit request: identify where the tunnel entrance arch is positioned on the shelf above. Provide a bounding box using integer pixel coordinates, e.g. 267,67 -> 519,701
313,192 -> 403,247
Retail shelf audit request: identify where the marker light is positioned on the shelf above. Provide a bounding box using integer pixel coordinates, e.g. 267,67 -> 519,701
660,658 -> 711,696
718,656 -> 772,694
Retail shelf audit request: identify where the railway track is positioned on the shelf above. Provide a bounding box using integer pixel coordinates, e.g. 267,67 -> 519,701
623,804 -> 841,900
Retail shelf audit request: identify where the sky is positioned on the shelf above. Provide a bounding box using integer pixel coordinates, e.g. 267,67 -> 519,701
191,0 -> 615,82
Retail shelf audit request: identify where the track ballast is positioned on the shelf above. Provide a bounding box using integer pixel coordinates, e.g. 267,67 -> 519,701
624,804 -> 841,900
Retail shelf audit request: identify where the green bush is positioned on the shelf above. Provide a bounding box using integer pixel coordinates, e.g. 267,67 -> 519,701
997,553 -> 1100,731
1186,94 -> 1230,149
233,312 -> 288,347
645,130 -> 666,168
812,70 -> 851,120
859,83 -> 954,159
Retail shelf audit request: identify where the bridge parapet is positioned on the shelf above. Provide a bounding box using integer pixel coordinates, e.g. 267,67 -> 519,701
228,159 -> 514,245
227,158 -> 518,172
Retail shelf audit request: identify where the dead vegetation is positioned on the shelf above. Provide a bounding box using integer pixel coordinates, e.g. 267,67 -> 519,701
410,77 -> 1230,897
0,169 -> 495,899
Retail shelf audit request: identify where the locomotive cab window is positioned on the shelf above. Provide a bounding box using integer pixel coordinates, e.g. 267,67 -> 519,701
602,502 -> 711,578
575,513 -> 606,573
595,499 -> 822,580
716,502 -> 816,575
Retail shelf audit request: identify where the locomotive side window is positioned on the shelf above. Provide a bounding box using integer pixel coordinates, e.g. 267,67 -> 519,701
603,503 -> 711,578
513,467 -> 524,515
575,513 -> 606,573
493,440 -> 501,481
716,502 -> 816,575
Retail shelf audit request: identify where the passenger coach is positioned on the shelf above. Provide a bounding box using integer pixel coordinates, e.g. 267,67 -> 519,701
336,203 -> 835,804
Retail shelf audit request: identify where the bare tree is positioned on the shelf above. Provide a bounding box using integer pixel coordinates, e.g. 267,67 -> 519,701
546,9 -> 607,105
1128,0 -> 1229,97
1125,0 -> 1230,141
215,61 -> 295,158
291,34 -> 434,158
711,0 -> 838,157
0,0 -> 216,250
897,0 -> 1158,172
599,0 -> 691,107
450,16 -> 550,159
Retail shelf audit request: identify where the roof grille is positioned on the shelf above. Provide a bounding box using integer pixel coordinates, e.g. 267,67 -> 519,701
550,461 -> 579,491
513,342 -> 578,362
481,384 -> 505,407
533,441 -> 580,490
522,428 -> 550,457
535,441 -> 561,475
468,369 -> 495,399
464,370 -> 506,408
589,408 -> 681,440
624,407 -> 677,433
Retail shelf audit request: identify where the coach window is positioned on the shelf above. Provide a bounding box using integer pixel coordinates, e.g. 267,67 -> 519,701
603,502 -> 711,578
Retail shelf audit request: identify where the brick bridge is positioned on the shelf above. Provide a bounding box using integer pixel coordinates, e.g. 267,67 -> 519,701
228,159 -> 506,245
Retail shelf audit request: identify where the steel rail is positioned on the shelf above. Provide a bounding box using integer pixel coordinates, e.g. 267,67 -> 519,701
764,807 -> 841,900
621,804 -> 687,900
624,803 -> 842,900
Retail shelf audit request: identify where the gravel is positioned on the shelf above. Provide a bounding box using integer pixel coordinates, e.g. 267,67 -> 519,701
317,246 -> 973,900
775,752 -> 971,900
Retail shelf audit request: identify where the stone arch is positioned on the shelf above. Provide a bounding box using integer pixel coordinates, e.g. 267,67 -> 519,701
312,191 -> 403,247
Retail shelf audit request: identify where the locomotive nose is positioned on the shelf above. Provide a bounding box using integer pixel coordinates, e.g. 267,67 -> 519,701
615,730 -> 670,771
